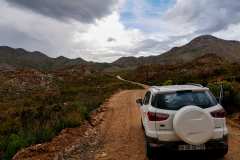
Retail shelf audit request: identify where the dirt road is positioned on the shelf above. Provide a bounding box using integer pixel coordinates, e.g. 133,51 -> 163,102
68,90 -> 240,160
14,90 -> 240,160
94,90 -> 147,160
225,125 -> 240,160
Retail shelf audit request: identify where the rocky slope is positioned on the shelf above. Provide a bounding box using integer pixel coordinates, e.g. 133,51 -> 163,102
1,35 -> 240,70
113,35 -> 240,67
0,46 -> 87,70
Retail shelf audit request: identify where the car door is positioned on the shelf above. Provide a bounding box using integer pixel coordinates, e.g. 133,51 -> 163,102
141,91 -> 151,127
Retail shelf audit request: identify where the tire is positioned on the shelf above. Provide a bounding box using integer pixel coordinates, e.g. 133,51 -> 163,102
216,147 -> 228,158
146,141 -> 154,159
141,119 -> 144,130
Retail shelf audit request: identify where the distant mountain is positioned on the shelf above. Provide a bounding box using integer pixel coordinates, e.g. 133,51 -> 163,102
1,35 -> 240,70
0,46 -> 87,70
113,35 -> 240,67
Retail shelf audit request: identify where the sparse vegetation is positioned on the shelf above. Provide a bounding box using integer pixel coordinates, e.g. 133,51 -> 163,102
0,68 -> 141,159
123,54 -> 240,113
1,35 -> 240,159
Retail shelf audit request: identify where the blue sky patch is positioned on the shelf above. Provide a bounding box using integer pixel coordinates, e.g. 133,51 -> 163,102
120,0 -> 175,31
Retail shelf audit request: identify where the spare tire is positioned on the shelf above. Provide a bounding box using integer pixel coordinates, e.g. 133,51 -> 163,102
173,105 -> 214,145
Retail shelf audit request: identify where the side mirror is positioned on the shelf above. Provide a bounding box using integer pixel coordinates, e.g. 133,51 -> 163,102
136,98 -> 143,106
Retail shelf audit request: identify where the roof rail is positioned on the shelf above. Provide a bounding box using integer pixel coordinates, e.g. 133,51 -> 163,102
151,86 -> 161,90
186,83 -> 204,87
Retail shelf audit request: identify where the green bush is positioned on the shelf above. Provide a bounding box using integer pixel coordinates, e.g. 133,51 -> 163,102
163,80 -> 173,86
35,128 -> 55,143
4,134 -> 27,160
73,101 -> 90,120
0,138 -> 6,152
208,81 -> 233,97
233,93 -> 240,106
0,73 -> 141,159
207,81 -> 240,113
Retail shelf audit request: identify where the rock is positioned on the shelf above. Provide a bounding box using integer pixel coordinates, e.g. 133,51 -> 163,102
95,152 -> 108,159
101,152 -> 107,158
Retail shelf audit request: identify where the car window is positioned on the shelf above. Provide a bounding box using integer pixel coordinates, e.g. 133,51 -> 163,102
151,90 -> 218,110
143,91 -> 151,105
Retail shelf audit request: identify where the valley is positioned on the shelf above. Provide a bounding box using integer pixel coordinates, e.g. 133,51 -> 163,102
0,35 -> 240,159
13,89 -> 240,160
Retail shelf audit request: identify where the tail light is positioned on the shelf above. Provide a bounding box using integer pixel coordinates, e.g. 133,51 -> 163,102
147,112 -> 169,121
211,109 -> 226,118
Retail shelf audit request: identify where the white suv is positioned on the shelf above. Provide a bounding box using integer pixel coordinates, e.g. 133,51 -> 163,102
136,84 -> 228,159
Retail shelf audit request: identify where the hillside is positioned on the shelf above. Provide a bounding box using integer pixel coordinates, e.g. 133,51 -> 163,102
121,53 -> 240,114
113,35 -> 240,67
129,54 -> 240,84
1,35 -> 240,159
0,46 -> 87,70
1,35 -> 240,70
0,66 -> 141,159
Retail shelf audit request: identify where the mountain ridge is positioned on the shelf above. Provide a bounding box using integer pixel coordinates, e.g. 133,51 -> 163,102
1,35 -> 240,70
113,35 -> 240,67
0,46 -> 87,70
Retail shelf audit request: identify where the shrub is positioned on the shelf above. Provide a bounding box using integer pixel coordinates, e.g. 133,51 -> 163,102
4,134 -> 27,160
0,72 -> 141,159
35,128 -> 55,143
207,81 -> 240,113
163,80 -> 173,86
233,93 -> 240,106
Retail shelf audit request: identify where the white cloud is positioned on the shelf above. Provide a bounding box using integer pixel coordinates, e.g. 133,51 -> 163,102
1,0 -> 240,62
0,0 -> 144,62
214,23 -> 240,41
117,0 -> 240,59
164,0 -> 240,34
0,1 -> 83,56
72,12 -> 144,61
74,12 -> 143,48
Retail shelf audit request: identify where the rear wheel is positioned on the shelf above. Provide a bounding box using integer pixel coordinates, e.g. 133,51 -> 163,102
216,147 -> 228,158
141,119 -> 144,130
146,142 -> 154,159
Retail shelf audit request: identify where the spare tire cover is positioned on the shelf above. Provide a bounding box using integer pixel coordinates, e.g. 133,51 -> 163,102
173,105 -> 214,145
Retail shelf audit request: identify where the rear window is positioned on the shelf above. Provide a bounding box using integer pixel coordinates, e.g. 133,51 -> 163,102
151,90 -> 218,110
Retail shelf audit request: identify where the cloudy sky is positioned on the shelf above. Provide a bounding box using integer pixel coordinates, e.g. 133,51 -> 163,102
1,0 -> 240,62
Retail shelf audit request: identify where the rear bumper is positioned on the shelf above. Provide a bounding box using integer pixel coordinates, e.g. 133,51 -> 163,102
145,127 -> 228,142
145,135 -> 228,152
